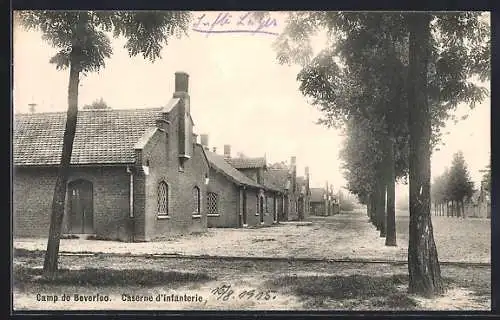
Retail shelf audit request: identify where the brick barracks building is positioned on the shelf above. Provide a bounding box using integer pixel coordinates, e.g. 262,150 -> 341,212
13,72 -> 310,242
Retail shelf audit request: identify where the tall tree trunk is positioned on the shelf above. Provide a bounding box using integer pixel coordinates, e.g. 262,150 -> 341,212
374,188 -> 380,230
385,135 -> 396,246
461,200 -> 465,219
407,12 -> 444,297
370,192 -> 376,226
43,51 -> 80,277
366,194 -> 372,222
376,177 -> 386,237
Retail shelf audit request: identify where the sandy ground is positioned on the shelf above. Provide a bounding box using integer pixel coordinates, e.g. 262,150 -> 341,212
13,210 -> 490,264
12,254 -> 490,311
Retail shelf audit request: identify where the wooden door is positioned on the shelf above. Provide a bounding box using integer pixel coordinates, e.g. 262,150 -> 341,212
298,197 -> 304,220
259,196 -> 264,223
69,180 -> 94,234
242,189 -> 247,226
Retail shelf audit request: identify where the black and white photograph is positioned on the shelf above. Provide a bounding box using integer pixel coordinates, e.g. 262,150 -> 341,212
12,10 -> 491,311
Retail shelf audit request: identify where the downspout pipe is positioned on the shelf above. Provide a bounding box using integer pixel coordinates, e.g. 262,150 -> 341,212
127,165 -> 134,241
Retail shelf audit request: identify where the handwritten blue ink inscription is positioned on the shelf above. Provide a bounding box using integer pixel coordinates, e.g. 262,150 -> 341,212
192,12 -> 279,36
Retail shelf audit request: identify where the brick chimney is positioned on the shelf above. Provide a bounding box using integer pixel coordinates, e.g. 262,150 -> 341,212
291,156 -> 297,192
200,134 -> 209,150
224,145 -> 231,159
175,71 -> 189,93
28,103 -> 36,113
305,166 -> 310,194
173,72 -> 192,162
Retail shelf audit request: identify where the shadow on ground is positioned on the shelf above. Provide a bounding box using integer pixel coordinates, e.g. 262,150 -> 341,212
265,273 -> 418,310
13,265 -> 214,291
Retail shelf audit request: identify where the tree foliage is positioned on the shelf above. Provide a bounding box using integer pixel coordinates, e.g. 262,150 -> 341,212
17,10 -> 192,73
275,12 -> 489,149
16,10 -> 193,276
481,163 -> 491,192
431,168 -> 451,205
446,151 -> 474,202
274,10 -> 490,296
83,97 -> 110,110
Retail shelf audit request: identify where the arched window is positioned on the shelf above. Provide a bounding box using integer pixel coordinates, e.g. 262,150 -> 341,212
193,186 -> 201,214
207,192 -> 218,215
157,181 -> 169,217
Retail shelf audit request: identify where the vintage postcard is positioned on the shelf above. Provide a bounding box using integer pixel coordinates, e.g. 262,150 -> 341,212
12,10 -> 491,312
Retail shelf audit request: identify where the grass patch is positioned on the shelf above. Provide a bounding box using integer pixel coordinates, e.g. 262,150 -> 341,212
248,225 -> 274,229
189,231 -> 206,236
13,248 -> 45,258
61,234 -> 80,239
13,265 -> 213,289
267,274 -> 418,310
442,268 -> 491,298
251,238 -> 276,243
86,234 -> 117,241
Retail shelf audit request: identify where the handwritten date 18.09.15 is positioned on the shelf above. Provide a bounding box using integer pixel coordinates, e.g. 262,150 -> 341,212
211,284 -> 277,301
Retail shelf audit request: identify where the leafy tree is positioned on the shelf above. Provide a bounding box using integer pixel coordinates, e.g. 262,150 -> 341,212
273,11 -> 489,296
447,151 -> 474,217
83,97 -> 110,110
431,168 -> 450,216
480,163 -> 491,193
268,161 -> 288,169
16,10 -> 192,277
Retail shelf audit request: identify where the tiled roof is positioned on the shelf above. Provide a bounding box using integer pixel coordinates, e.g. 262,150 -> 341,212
310,188 -> 325,202
263,168 -> 290,191
13,108 -> 161,166
226,157 -> 266,169
205,151 -> 263,189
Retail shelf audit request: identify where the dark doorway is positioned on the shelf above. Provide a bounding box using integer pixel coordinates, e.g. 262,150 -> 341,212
273,196 -> 277,222
259,196 -> 264,223
283,195 -> 289,221
69,179 -> 94,234
242,189 -> 247,226
298,197 -> 304,220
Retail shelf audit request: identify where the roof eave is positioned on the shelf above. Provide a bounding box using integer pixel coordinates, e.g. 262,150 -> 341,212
14,162 -> 134,168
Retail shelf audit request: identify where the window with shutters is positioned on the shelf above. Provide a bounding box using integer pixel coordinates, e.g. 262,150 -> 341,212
193,186 -> 201,215
157,181 -> 169,217
207,192 -> 218,215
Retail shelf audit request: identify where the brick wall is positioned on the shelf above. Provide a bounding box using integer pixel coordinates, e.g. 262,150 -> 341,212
137,109 -> 209,241
206,168 -> 240,228
310,202 -> 326,216
13,166 -> 132,241
244,188 -> 275,226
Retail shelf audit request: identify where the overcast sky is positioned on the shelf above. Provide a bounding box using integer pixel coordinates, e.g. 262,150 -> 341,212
12,11 -> 490,192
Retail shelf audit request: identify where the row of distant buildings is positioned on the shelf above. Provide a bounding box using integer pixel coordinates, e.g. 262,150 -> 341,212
309,184 -> 340,216
13,72 -> 313,242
